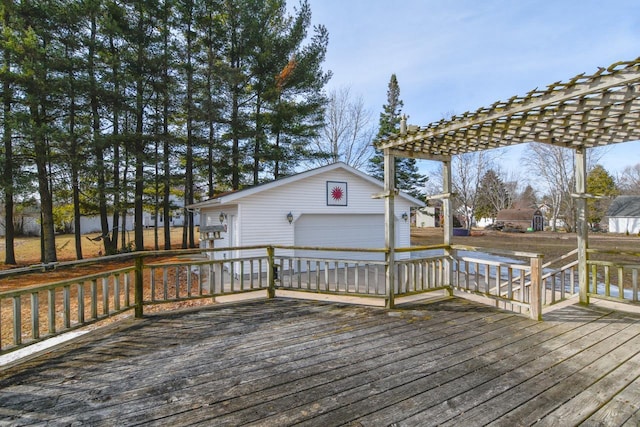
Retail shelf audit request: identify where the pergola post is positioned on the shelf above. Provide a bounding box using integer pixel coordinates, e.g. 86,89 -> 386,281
575,147 -> 589,305
442,160 -> 454,296
384,148 -> 396,309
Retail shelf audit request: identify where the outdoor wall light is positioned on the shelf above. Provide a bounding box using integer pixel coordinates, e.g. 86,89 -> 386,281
287,212 -> 294,224
219,212 -> 226,224
402,212 -> 408,222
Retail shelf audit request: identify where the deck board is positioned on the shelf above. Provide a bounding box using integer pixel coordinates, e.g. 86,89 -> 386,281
1,297 -> 639,426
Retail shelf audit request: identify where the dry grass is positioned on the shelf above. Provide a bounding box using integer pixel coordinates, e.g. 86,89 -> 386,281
0,228 -> 187,267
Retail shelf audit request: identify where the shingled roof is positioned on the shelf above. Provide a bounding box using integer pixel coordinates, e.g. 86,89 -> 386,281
607,196 -> 640,217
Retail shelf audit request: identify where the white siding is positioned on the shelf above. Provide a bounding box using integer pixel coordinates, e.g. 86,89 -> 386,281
198,166 -> 416,262
416,209 -> 436,228
79,215 -> 135,234
609,217 -> 640,234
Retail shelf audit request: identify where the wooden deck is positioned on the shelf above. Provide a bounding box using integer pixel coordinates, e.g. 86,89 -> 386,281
1,297 -> 640,426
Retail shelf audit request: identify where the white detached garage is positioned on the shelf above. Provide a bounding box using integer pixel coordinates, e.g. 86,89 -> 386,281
188,162 -> 424,261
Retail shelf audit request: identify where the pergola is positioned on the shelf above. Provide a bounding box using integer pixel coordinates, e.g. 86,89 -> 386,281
376,57 -> 640,309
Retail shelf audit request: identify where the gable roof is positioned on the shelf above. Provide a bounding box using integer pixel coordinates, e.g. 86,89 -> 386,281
188,162 -> 425,209
607,196 -> 640,217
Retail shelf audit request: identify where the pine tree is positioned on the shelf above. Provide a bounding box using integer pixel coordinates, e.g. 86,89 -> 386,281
368,74 -> 426,199
1,0 -> 17,264
475,169 -> 511,222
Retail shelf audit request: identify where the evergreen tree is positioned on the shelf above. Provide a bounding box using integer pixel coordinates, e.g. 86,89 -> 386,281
1,0 -> 17,264
0,0 -> 332,263
474,169 -> 511,222
587,164 -> 618,227
263,0 -> 330,180
514,184 -> 537,209
368,74 -> 426,199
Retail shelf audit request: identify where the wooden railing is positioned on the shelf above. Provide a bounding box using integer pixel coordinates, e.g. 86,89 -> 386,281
1,266 -> 136,354
540,249 -> 579,305
273,245 -> 450,299
0,248 -> 272,356
586,248 -> 640,303
1,244 -> 549,356
449,245 -> 542,319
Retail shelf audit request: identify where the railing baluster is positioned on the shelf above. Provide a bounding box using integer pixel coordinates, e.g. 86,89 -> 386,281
114,274 -> 121,311
618,266 -> 625,300
90,279 -> 97,319
163,267 -> 169,301
230,261 -> 235,292
102,277 -> 109,316
30,292 -> 39,340
175,266 -> 180,299
124,272 -> 131,307
219,261 -> 224,293
48,289 -> 56,335
78,282 -> 85,324
12,296 -> 21,345
150,266 -> 156,301
63,285 -> 71,329
187,265 -> 193,297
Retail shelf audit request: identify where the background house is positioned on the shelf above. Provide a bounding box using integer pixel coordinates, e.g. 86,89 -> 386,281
607,195 -> 640,234
189,162 -> 424,262
415,203 -> 441,228
0,207 -> 40,237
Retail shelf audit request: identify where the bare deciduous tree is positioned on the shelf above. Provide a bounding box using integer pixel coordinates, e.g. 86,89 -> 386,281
522,143 -> 573,231
522,143 -> 606,232
426,151 -> 496,229
311,87 -> 374,169
618,163 -> 640,195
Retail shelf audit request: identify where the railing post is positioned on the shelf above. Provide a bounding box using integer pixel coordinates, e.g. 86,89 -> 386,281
267,246 -> 276,299
530,255 -> 543,321
442,159 -> 454,297
384,149 -> 395,309
135,255 -> 144,318
575,147 -> 590,305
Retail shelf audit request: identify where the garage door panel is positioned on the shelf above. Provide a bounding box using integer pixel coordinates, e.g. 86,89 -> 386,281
294,214 -> 386,261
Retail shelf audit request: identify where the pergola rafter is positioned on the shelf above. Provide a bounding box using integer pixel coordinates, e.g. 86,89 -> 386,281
376,57 -> 640,313
377,58 -> 640,158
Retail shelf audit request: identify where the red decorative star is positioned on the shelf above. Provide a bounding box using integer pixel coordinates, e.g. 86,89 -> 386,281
331,186 -> 343,201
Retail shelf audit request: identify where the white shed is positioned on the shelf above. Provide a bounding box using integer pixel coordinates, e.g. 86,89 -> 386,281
607,195 -> 640,234
188,162 -> 424,261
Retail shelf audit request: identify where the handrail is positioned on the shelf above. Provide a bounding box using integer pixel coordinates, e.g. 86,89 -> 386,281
8,242 -> 636,356
0,266 -> 136,298
451,244 -> 543,260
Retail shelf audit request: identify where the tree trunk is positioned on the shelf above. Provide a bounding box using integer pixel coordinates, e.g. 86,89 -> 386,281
89,12 -> 114,255
2,6 -> 15,264
33,113 -> 57,264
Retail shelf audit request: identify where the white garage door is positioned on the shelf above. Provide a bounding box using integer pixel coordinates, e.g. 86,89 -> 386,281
294,214 -> 386,261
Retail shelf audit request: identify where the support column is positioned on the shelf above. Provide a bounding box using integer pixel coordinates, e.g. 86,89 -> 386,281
384,148 -> 396,309
442,159 -> 454,296
575,147 -> 589,305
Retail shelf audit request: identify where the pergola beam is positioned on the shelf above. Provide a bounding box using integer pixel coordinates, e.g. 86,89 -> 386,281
377,59 -> 640,157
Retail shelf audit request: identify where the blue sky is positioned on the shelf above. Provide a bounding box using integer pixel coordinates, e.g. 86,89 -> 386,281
296,0 -> 640,178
